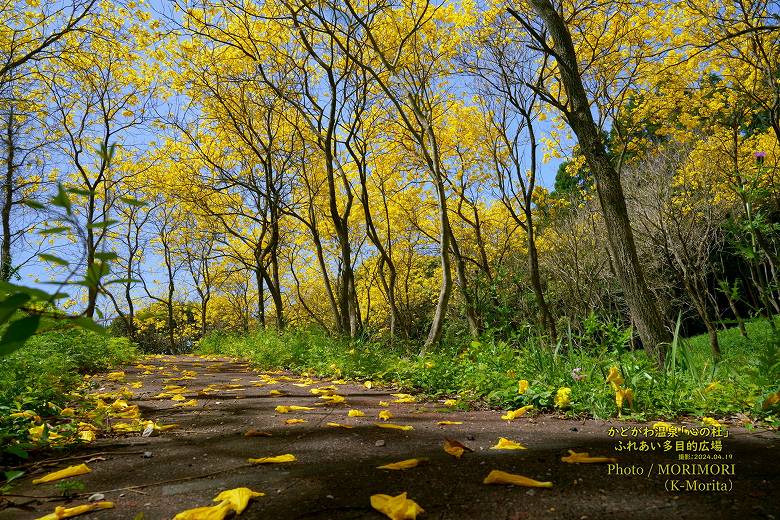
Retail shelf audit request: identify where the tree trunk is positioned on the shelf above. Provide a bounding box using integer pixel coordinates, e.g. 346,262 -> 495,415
1,106 -> 14,282
450,233 -> 480,337
270,247 -> 284,328
685,278 -> 721,361
725,290 -> 748,338
200,295 -> 208,336
526,219 -> 557,342
310,217 -> 342,331
526,0 -> 670,363
256,266 -> 265,328
359,172 -> 404,337
424,177 -> 454,351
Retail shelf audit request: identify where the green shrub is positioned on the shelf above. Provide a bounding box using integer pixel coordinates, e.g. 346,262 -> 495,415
0,329 -> 137,454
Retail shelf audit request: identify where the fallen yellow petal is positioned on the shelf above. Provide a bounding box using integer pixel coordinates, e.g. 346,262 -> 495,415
173,500 -> 233,520
391,394 -> 416,403
615,387 -> 634,410
326,422 -> 353,429
517,380 -> 529,394
443,399 -> 457,407
348,409 -> 365,417
560,450 -> 617,464
32,464 -> 91,484
483,470 -> 553,488
35,501 -> 114,520
702,417 -> 722,427
437,421 -> 463,425
490,437 -> 526,450
320,394 -> 346,404
78,430 -> 96,442
171,394 -> 187,401
77,422 -> 97,431
370,492 -> 424,520
443,438 -> 472,459
652,421 -> 674,430
112,422 -> 142,433
606,366 -> 624,390
268,390 -> 284,396
554,387 -> 571,408
106,371 -> 125,381
10,410 -> 39,421
142,420 -> 178,432
285,419 -> 306,424
174,399 -> 199,407
375,423 -> 413,431
212,487 -> 264,514
110,399 -> 129,410
248,454 -> 296,464
379,401 -> 389,407
377,458 -> 425,470
378,410 -> 393,421
501,405 -> 534,421
114,405 -> 140,419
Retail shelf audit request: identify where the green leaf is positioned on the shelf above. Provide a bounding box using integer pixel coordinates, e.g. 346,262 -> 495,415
71,316 -> 106,334
51,184 -> 72,215
0,281 -> 56,301
38,253 -> 69,267
38,226 -> 71,236
4,446 -> 28,459
84,262 -> 111,286
0,293 -> 31,325
94,251 -> 118,261
98,142 -> 117,163
120,196 -> 146,207
67,188 -> 94,197
4,470 -> 25,483
22,200 -> 45,210
0,315 -> 41,357
86,219 -> 118,230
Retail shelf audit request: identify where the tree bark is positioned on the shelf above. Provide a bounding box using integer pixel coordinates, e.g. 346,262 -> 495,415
525,0 -> 670,363
256,266 -> 266,328
450,233 -> 480,337
526,219 -> 557,342
424,176 -> 454,350
1,106 -> 14,282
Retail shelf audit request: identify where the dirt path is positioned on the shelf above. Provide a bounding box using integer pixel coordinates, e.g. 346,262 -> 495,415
3,355 -> 778,519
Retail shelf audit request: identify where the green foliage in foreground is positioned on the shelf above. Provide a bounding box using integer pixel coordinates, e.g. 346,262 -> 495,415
0,329 -> 137,455
197,318 -> 780,422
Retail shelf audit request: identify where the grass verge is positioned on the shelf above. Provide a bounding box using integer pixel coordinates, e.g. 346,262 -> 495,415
197,319 -> 780,424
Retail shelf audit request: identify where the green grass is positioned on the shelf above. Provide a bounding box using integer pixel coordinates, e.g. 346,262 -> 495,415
0,329 -> 137,456
197,319 -> 780,423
